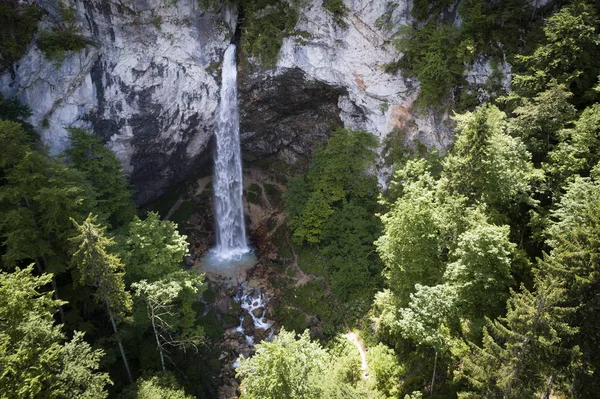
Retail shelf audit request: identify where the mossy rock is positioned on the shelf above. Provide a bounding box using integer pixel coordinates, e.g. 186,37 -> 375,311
246,183 -> 263,205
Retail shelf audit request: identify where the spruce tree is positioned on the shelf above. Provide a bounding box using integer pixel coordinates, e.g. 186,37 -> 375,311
0,266 -> 111,398
70,214 -> 133,384
461,272 -> 579,398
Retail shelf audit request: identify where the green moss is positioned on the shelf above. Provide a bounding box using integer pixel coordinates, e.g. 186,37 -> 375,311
246,183 -> 263,205
205,61 -> 220,75
264,183 -> 283,208
152,15 -> 163,31
0,3 -> 43,69
322,0 -> 349,28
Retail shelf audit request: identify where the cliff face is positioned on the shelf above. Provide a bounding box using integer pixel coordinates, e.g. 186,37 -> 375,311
1,0 -> 506,202
2,0 -> 234,203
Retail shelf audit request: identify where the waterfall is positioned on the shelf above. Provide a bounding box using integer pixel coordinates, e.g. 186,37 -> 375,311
212,44 -> 249,260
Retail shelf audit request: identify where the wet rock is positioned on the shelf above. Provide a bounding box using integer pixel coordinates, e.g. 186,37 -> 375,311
251,307 -> 263,318
242,313 -> 255,336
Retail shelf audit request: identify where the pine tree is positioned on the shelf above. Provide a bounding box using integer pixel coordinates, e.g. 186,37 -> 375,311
544,185 -> 600,397
66,127 -> 135,228
70,214 -> 133,384
460,272 -> 579,399
442,104 -> 535,215
0,266 -> 111,398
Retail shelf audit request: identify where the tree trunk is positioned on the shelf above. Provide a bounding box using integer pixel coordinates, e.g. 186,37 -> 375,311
431,351 -> 438,396
106,303 -> 133,384
35,257 -> 65,323
150,308 -> 166,373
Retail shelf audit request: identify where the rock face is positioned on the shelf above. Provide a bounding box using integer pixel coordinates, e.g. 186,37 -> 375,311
239,67 -> 346,161
1,0 -> 235,203
1,0 -> 509,202
274,0 -> 453,149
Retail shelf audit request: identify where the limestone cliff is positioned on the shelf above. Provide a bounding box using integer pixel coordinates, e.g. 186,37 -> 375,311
1,0 -> 507,202
2,0 -> 234,203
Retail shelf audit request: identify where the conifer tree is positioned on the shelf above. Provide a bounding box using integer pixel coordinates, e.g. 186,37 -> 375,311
66,127 -> 135,228
70,214 -> 133,384
460,273 -> 579,399
0,266 -> 111,398
132,270 -> 205,373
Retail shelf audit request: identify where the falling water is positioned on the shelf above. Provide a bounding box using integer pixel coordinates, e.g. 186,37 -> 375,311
212,44 -> 249,260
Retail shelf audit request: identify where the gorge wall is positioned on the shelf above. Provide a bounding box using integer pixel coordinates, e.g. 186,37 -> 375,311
1,0 -> 505,203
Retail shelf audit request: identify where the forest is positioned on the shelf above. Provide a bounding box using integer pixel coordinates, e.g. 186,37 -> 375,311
1,0 -> 600,398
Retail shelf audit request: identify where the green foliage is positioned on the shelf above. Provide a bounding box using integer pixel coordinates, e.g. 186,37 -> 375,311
37,29 -> 90,63
546,103 -> 600,192
237,329 -> 378,398
460,274 -> 579,399
132,270 -> 205,372
396,284 -> 458,353
0,121 -> 95,273
442,104 -> 536,215
393,23 -> 463,108
543,174 -> 600,395
365,343 -> 403,397
508,82 -> 576,164
444,211 -> 515,317
0,2 -> 42,69
411,0 -> 455,21
0,94 -> 37,141
119,375 -> 193,399
375,2 -> 398,31
0,266 -> 111,398
387,0 -> 539,108
285,128 -> 381,321
70,214 -> 132,320
375,159 -> 444,305
322,0 -> 349,28
119,212 -> 189,284
241,0 -> 301,69
237,329 -> 327,399
287,128 -> 378,244
66,128 -> 135,228
458,0 -> 534,57
513,1 -> 600,107
36,3 -> 90,64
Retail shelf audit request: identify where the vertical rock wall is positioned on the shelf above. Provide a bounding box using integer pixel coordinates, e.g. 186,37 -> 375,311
1,0 -> 510,201
1,0 -> 235,203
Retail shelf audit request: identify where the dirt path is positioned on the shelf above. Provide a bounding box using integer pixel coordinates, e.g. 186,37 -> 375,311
345,331 -> 369,377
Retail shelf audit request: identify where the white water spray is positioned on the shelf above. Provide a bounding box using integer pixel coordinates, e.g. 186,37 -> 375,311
212,44 -> 249,260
